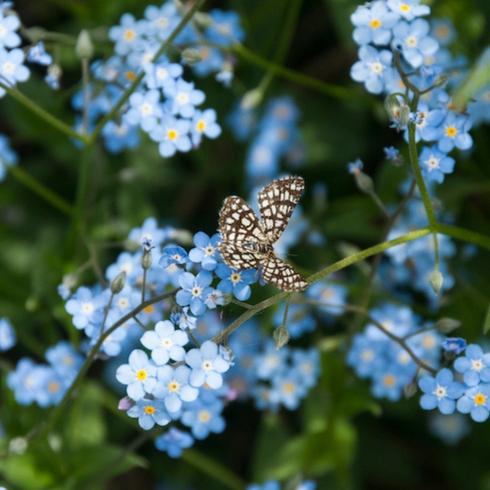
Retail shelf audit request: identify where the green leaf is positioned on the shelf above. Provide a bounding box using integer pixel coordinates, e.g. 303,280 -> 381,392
0,452 -> 56,490
483,304 -> 490,335
453,47 -> 490,110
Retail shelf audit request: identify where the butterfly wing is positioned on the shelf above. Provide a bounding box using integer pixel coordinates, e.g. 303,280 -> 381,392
260,253 -> 309,292
218,196 -> 268,269
258,176 -> 304,243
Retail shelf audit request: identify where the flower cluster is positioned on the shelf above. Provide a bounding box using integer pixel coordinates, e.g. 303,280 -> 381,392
7,341 -> 83,407
349,1 -> 482,185
228,97 -> 305,187
347,303 -> 442,401
419,343 -> 490,422
73,3 -> 245,155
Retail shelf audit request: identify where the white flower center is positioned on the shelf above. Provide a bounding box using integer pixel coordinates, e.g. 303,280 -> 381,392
202,360 -> 213,371
191,286 -> 202,297
426,156 -> 440,171
0,25 -> 7,37
156,67 -> 169,80
140,102 -> 154,117
81,302 -> 94,315
161,337 -> 173,348
370,62 -> 384,74
434,385 -> 447,399
204,245 -> 215,256
406,35 -> 418,48
118,298 -> 129,308
471,359 -> 484,372
2,61 -> 15,76
176,92 -> 189,105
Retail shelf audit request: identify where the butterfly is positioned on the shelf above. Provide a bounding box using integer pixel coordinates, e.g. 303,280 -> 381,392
218,176 -> 308,292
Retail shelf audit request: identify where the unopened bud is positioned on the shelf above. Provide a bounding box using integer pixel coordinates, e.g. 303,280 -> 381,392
354,171 -> 375,194
273,325 -> 290,350
118,396 -> 134,411
404,380 -> 418,399
436,317 -> 461,334
429,270 -> 444,295
181,48 -> 202,65
142,250 -> 153,270
241,88 -> 263,110
111,271 -> 126,294
76,30 -> 94,59
24,26 -> 46,43
385,94 -> 410,129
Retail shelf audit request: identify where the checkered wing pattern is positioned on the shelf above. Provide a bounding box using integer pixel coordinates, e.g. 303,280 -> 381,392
258,176 -> 304,243
218,196 -> 267,269
260,254 -> 309,292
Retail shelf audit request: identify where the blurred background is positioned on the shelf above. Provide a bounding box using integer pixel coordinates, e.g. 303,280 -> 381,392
1,0 -> 490,489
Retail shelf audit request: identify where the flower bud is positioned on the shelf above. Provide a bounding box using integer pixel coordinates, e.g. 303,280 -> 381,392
429,270 -> 444,295
273,325 -> 290,350
241,88 -> 263,110
436,317 -> 461,334
76,30 -> 94,59
118,396 -> 134,411
354,171 -> 375,195
142,249 -> 153,270
404,380 -> 418,399
110,271 -> 126,294
181,48 -> 202,65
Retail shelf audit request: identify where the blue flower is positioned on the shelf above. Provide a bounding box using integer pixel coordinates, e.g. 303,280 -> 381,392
216,263 -> 257,301
387,0 -> 430,21
164,79 -> 205,118
0,9 -> 20,49
306,282 -> 347,317
127,217 -> 167,248
431,19 -> 456,47
0,317 -> 15,351
125,90 -> 162,132
347,158 -> 363,175
419,145 -> 455,184
150,116 -> 191,157
410,102 -> 446,142
155,428 -> 194,458
271,372 -> 307,410
347,334 -> 385,379
351,1 -> 399,46
143,3 -> 179,40
185,340 -> 231,389
65,287 -> 103,329
144,58 -> 182,90
351,46 -> 394,94
176,271 -> 214,316
45,341 -> 83,380
205,10 -> 245,46
160,245 -> 188,269
140,320 -> 189,365
392,19 -> 439,68
181,397 -> 225,439
109,13 -> 146,56
188,232 -> 221,271
102,120 -> 140,153
418,368 -> 465,414
383,146 -> 400,161
428,413 -> 470,445
152,365 -> 199,412
437,112 -> 473,153
442,337 -> 467,355
456,384 -> 490,422
372,367 -> 409,401
7,358 -> 43,405
454,344 -> 490,386
191,109 -> 222,145
127,398 -> 170,430
0,48 -> 29,96
27,41 -> 52,66
0,134 -> 17,180
116,349 -> 157,400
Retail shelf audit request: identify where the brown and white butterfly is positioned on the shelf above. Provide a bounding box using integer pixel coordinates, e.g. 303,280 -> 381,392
218,176 -> 308,292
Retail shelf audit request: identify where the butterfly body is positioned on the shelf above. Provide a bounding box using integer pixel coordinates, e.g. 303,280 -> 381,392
218,176 -> 308,292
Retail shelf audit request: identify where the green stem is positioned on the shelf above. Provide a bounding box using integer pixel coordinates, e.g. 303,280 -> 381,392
7,165 -> 73,215
182,449 -> 246,490
213,227 -> 432,343
89,0 -> 206,141
433,223 -> 490,251
0,81 -> 89,144
29,289 -> 179,442
256,0 -> 303,97
232,43 -> 359,101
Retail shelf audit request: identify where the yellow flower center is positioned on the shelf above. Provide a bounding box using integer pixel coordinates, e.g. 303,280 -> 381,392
196,119 -> 206,132
48,382 -> 60,393
383,374 -> 395,387
144,405 -> 156,415
436,26 -> 449,39
370,18 -> 382,29
125,70 -> 137,82
143,304 -> 155,314
474,393 -> 487,406
400,4 -> 411,13
198,410 -> 211,423
123,29 -> 136,42
167,381 -> 180,393
282,382 -> 296,394
361,349 -> 374,362
406,35 -> 418,48
167,129 -> 178,141
136,369 -> 148,381
445,126 -> 458,138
